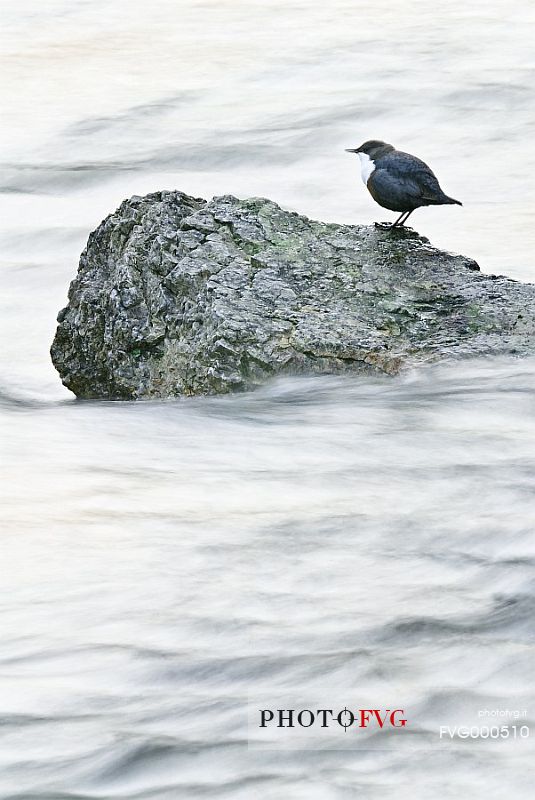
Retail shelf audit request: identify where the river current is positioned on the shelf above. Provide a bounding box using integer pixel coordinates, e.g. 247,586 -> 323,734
1,1 -> 535,797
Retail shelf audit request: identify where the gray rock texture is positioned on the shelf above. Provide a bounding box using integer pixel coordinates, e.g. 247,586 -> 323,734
51,190 -> 535,399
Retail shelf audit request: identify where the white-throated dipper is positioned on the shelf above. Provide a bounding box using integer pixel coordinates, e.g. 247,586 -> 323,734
345,140 -> 462,227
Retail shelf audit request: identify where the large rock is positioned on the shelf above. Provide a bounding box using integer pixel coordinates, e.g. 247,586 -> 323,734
51,190 -> 535,399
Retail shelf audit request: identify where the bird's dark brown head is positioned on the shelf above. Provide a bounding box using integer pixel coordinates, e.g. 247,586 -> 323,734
345,140 -> 395,160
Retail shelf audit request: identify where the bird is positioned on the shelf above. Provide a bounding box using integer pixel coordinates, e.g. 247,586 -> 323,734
345,140 -> 462,227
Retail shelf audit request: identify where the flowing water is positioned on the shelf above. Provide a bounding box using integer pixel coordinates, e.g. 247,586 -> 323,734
1,1 -> 535,797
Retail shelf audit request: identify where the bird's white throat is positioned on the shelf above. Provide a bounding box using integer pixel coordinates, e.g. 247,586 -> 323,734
357,152 -> 376,184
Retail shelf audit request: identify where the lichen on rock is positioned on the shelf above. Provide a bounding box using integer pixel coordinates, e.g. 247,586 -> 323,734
51,190 -> 535,399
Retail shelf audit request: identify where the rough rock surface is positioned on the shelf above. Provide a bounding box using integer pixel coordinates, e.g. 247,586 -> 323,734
51,190 -> 535,399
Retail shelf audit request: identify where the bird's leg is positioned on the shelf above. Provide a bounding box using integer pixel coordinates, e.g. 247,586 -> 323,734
391,211 -> 407,227
391,210 -> 413,227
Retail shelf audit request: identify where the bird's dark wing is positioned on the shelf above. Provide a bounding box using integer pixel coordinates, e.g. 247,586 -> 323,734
378,152 -> 444,201
367,167 -> 427,211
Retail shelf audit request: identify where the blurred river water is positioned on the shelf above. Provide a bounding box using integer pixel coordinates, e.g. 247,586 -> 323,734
1,1 -> 535,797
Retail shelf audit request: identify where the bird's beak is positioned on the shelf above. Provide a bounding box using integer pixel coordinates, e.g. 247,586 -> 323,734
345,148 -> 359,153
